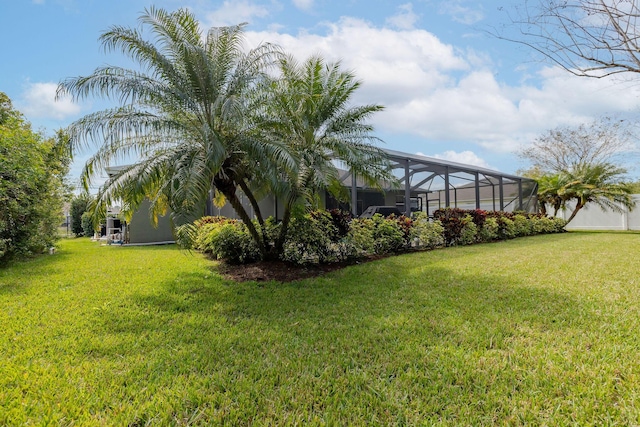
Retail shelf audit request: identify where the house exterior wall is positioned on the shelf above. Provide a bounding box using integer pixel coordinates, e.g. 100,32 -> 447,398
128,199 -> 175,243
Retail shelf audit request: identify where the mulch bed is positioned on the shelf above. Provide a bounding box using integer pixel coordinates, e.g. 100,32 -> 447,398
217,255 -> 388,283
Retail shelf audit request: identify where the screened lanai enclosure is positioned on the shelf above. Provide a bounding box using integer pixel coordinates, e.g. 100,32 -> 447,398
105,148 -> 538,243
327,149 -> 538,217
211,148 -> 538,219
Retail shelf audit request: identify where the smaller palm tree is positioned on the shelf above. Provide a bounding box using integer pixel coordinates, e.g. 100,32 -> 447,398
560,163 -> 636,224
255,55 -> 395,254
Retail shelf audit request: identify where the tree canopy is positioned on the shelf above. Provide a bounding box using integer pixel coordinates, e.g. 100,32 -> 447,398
0,93 -> 71,262
58,7 -> 391,259
520,118 -> 636,223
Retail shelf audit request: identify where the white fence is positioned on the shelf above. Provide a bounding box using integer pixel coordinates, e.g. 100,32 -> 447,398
555,195 -> 640,231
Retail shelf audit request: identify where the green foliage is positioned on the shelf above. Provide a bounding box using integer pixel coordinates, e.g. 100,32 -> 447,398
458,215 -> 478,245
370,214 -> 405,254
513,213 -> 533,237
193,217 -> 260,264
433,209 -> 479,246
70,194 -> 91,237
477,216 -> 499,242
0,93 -> 70,262
410,212 -> 445,249
59,8 -> 391,260
189,208 -> 567,265
81,211 -> 95,237
282,211 -> 340,264
345,218 -> 376,258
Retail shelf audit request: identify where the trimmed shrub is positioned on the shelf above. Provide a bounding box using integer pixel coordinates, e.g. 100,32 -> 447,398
371,214 -> 405,254
477,216 -> 499,242
211,223 -> 261,264
459,215 -> 477,245
552,217 -> 568,232
193,218 -> 259,264
513,214 -> 533,237
282,211 -> 340,264
345,218 -> 376,258
433,208 -> 467,246
410,212 -> 444,249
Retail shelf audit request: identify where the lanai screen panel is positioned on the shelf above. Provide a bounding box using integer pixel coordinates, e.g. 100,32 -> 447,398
352,149 -> 538,216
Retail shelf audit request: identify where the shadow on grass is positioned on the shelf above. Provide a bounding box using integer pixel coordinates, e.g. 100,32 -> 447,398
77,248 -> 603,424
93,251 -> 586,363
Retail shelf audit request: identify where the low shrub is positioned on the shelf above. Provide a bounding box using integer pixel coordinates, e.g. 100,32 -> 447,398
433,209 -> 477,246
371,214 -> 405,254
282,211 -> 340,264
345,218 -> 376,258
410,212 -> 444,249
477,216 -> 499,242
513,214 -> 533,237
193,218 -> 260,264
459,215 -> 478,245
189,208 -> 566,265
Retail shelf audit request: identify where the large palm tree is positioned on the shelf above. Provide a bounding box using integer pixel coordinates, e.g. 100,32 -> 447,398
256,55 -> 394,253
57,7 -> 288,255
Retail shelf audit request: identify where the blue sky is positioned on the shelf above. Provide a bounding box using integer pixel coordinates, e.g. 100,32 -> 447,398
2,0 -> 640,184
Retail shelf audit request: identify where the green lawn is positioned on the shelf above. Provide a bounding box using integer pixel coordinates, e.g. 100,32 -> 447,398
1,233 -> 640,425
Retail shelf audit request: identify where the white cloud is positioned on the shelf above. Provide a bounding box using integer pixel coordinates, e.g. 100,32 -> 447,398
428,150 -> 495,170
439,1 -> 484,25
204,0 -> 271,27
242,17 -> 640,159
292,0 -> 314,12
19,82 -> 81,120
386,3 -> 419,30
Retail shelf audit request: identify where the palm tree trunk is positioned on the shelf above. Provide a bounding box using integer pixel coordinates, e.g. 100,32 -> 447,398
565,202 -> 584,225
274,197 -> 296,258
215,175 -> 266,256
238,179 -> 265,226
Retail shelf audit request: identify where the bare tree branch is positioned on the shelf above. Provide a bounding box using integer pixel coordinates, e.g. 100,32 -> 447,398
495,0 -> 640,78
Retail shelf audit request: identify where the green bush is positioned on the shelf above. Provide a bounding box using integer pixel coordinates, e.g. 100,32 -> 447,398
282,211 -> 340,264
81,212 -> 95,238
410,212 -> 444,249
211,223 -> 261,264
513,214 -> 533,237
531,216 -> 555,234
552,217 -> 568,232
1,94 -> 70,262
345,218 -> 376,258
458,215 -> 477,245
371,214 -> 405,254
193,218 -> 260,264
477,216 -> 499,242
189,208 -> 567,266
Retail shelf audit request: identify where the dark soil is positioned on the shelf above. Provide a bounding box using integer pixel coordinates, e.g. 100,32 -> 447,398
217,256 -> 388,283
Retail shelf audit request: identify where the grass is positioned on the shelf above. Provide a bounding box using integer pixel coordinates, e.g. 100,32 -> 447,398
1,232 -> 640,425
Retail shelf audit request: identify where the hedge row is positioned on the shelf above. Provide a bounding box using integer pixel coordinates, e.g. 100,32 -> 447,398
191,208 -> 566,265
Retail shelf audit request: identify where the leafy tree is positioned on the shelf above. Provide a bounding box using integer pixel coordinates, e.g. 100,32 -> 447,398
536,173 -> 569,217
0,93 -> 71,262
520,119 -> 636,222
500,0 -> 640,78
69,194 -> 91,236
